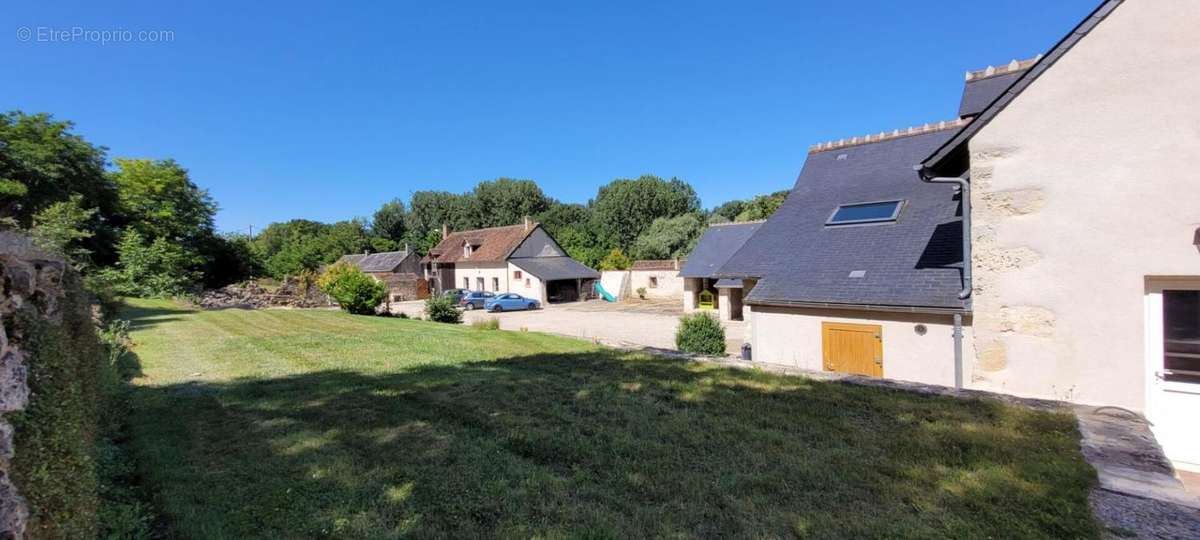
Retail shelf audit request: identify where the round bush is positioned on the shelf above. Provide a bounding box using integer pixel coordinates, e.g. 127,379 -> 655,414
675,312 -> 726,355
317,263 -> 386,315
424,295 -> 463,324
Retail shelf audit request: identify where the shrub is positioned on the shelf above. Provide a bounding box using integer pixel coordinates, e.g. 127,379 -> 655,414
598,248 -> 632,271
636,287 -> 647,300
471,318 -> 500,330
424,295 -> 462,324
675,312 -> 726,355
99,230 -> 202,297
317,262 -> 386,315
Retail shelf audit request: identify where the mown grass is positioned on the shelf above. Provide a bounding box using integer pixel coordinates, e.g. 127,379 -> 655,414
122,298 -> 1099,539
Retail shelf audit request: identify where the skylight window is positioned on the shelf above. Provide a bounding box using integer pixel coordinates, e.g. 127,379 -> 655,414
826,200 -> 903,226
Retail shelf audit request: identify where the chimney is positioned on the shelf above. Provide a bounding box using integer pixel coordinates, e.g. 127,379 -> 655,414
523,215 -> 531,231
404,242 -> 410,253
673,258 -> 679,270
441,223 -> 449,239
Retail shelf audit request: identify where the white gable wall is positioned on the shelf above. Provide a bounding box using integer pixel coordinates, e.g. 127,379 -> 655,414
965,0 -> 1200,409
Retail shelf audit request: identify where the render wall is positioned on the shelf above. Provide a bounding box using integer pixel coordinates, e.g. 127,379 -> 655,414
750,305 -> 971,388
451,262 -> 510,294
507,261 -> 547,303
628,270 -> 683,299
965,0 -> 1200,409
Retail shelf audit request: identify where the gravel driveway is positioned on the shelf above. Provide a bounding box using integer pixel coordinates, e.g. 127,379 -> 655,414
389,299 -> 745,355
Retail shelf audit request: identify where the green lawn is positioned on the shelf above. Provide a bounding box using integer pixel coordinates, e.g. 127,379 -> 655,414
122,298 -> 1099,538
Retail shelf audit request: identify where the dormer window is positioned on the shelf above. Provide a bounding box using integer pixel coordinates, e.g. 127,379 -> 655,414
826,200 -> 904,226
463,242 -> 473,257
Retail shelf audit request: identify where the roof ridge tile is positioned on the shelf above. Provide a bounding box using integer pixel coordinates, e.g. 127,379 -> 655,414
808,118 -> 971,154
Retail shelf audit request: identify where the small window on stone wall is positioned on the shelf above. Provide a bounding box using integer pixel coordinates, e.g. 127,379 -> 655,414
525,278 -> 530,287
514,270 -> 522,279
649,276 -> 659,288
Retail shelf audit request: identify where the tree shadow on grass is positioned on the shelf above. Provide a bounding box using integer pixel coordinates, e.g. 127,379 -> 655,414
127,350 -> 1101,539
120,303 -> 195,331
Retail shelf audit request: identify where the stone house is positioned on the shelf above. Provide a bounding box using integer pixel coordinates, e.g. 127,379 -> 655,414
721,0 -> 1200,470
422,218 -> 599,304
679,222 -> 761,321
336,248 -> 426,302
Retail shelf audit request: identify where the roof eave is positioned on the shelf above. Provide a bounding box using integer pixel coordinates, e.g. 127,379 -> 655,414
747,298 -> 970,315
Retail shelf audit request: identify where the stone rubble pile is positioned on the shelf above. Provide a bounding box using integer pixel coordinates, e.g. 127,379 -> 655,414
197,277 -> 331,309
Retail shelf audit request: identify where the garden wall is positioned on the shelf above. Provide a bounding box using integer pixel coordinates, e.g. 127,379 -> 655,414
0,231 -> 108,538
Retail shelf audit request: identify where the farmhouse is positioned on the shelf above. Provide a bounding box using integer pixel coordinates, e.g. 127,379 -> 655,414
679,221 -> 761,321
724,0 -> 1200,470
335,248 -> 426,301
422,218 -> 599,303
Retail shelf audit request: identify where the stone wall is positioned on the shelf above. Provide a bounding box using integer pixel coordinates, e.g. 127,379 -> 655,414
0,232 -> 68,537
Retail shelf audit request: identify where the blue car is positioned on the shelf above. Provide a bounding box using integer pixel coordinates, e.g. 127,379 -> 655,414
459,291 -> 495,310
484,293 -> 540,312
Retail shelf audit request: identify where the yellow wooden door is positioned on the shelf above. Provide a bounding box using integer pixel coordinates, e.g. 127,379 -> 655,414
821,322 -> 883,377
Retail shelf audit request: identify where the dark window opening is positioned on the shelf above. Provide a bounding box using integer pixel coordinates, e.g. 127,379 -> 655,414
1164,290 -> 1200,383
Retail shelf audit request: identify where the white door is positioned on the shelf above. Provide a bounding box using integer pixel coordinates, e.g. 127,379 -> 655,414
1145,279 -> 1200,471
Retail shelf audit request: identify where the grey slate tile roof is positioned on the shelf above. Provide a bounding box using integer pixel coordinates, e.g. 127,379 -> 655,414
337,250 -> 414,273
510,257 -> 600,281
718,127 -> 968,311
677,222 -> 762,279
958,70 -> 1024,118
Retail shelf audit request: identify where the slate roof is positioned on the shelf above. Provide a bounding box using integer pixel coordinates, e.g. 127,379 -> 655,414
337,250 -> 415,273
422,223 -> 536,264
511,257 -> 600,281
678,222 -> 762,279
924,0 -> 1124,170
958,70 -> 1024,118
718,126 -> 968,311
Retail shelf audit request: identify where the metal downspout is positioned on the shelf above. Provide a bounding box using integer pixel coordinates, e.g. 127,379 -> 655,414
917,166 -> 972,389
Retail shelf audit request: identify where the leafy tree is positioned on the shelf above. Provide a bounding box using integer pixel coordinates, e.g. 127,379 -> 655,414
254,219 -> 373,279
711,199 -> 746,223
110,158 -> 217,243
598,248 -> 633,271
590,175 -> 700,250
630,213 -> 705,260
405,191 -> 474,246
370,237 -> 399,252
468,178 -> 550,228
370,198 -> 407,241
734,191 -> 789,221
0,112 -> 116,225
535,202 -> 591,236
99,230 -> 202,297
318,262 -> 386,315
554,226 -> 605,269
196,232 -> 263,288
31,194 -> 97,268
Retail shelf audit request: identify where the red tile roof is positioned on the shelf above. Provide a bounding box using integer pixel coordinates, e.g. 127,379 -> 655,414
421,223 -> 536,264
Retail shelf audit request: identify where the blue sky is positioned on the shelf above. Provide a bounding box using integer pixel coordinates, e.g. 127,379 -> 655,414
4,0 -> 1095,233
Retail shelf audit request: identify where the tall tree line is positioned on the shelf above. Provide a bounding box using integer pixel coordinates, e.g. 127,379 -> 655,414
2,109 -> 789,289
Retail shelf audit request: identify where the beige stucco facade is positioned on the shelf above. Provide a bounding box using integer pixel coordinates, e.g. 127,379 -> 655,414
452,262 -> 510,295
964,0 -> 1200,410
629,270 -> 683,300
749,306 -> 971,387
507,261 -> 547,303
